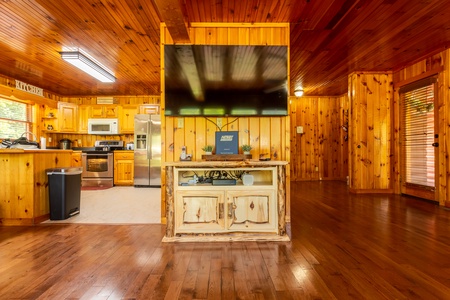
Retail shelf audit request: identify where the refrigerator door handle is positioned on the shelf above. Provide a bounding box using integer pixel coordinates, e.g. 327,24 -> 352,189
147,118 -> 152,159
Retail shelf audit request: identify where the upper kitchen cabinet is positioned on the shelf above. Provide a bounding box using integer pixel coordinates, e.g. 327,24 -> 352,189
78,105 -> 90,133
58,102 -> 78,132
119,105 -> 139,133
139,104 -> 159,115
90,105 -> 119,118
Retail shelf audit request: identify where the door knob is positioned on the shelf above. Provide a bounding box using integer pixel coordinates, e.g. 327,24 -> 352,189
432,142 -> 439,147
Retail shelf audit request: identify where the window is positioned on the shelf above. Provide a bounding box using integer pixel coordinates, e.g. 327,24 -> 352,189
0,98 -> 33,139
400,77 -> 436,190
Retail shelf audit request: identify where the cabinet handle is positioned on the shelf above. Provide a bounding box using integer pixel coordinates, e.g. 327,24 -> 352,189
228,203 -> 235,218
219,203 -> 224,219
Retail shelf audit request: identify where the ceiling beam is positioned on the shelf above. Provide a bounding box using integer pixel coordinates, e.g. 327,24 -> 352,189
153,0 -> 190,43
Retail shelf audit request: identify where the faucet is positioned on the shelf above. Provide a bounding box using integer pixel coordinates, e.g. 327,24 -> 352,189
21,131 -> 37,142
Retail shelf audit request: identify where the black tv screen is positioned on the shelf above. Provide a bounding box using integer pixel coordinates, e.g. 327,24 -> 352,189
164,45 -> 288,116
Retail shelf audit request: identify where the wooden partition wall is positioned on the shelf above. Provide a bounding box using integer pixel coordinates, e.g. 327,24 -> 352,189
348,72 -> 393,192
160,23 -> 291,221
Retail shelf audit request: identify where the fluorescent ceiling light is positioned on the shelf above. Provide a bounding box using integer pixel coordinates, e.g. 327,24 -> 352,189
60,51 -> 116,83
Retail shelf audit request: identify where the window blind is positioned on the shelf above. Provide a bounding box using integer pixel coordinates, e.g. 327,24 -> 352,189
400,77 -> 436,190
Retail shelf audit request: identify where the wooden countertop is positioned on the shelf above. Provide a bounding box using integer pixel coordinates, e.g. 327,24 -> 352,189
165,160 -> 288,168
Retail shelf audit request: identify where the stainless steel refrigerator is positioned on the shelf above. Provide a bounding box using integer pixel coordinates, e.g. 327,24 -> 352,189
134,114 -> 161,187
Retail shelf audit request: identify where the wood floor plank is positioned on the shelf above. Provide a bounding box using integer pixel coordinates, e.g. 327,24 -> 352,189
2,182 -> 450,299
179,269 -> 197,299
193,245 -> 211,299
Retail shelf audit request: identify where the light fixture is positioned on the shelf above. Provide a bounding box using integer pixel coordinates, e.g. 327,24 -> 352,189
294,89 -> 304,97
60,51 -> 116,83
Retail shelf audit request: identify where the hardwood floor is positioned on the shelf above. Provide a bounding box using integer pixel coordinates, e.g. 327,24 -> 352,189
2,181 -> 450,299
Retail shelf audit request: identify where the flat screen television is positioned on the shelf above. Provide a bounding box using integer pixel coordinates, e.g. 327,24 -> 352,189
164,45 -> 288,116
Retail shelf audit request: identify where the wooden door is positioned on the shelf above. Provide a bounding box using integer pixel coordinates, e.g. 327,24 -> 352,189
400,78 -> 438,201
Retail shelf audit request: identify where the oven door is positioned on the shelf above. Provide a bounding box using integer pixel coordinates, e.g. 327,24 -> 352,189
82,152 -> 113,178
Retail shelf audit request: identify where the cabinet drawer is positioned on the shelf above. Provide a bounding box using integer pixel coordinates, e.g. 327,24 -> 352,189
114,152 -> 134,160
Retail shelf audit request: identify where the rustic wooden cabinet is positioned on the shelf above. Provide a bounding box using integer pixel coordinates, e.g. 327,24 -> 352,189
90,105 -> 119,118
0,149 -> 73,225
139,104 -> 159,114
114,151 -> 134,186
78,105 -> 90,133
58,102 -> 77,132
71,151 -> 82,167
164,161 -> 289,241
119,105 -> 138,133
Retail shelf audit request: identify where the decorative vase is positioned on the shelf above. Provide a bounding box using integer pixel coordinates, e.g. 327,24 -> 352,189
205,151 -> 212,155
244,151 -> 250,155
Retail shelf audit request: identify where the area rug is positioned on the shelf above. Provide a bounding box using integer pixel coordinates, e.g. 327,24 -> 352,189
45,186 -> 161,224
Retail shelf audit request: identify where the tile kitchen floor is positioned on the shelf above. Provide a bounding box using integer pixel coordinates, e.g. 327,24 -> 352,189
45,186 -> 161,224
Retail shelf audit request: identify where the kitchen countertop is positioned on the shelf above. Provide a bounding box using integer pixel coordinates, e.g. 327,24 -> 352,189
0,149 -> 73,153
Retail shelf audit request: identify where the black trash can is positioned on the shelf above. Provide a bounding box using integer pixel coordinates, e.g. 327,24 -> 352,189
46,167 -> 82,220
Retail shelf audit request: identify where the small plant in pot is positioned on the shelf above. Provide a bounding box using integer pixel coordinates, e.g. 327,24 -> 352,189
202,145 -> 213,155
241,144 -> 252,154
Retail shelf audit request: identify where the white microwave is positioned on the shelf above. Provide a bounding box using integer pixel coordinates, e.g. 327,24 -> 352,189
88,118 -> 119,135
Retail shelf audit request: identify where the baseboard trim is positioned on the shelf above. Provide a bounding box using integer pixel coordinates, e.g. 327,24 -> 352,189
349,188 -> 394,194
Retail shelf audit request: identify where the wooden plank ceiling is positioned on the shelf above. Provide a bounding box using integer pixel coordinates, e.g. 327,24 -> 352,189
0,0 -> 449,97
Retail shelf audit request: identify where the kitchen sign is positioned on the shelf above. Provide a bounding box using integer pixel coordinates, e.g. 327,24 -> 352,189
15,80 -> 44,97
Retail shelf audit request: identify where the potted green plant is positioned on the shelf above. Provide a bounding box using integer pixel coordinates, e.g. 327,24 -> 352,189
202,145 -> 213,155
241,144 -> 252,155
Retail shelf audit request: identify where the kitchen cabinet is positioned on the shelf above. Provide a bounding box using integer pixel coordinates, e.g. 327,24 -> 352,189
139,104 -> 159,115
114,151 -> 134,186
0,149 -> 73,225
164,161 -> 289,241
71,151 -> 82,167
90,105 -> 118,118
58,102 -> 77,132
78,105 -> 90,133
119,105 -> 138,133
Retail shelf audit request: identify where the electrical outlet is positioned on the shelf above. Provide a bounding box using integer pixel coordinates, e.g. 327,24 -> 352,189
315,166 -> 319,172
180,145 -> 186,160
178,117 -> 184,128
216,118 -> 222,129
48,137 -> 52,143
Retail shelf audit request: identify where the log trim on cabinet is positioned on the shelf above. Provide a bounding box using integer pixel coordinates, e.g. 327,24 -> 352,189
163,160 -> 289,242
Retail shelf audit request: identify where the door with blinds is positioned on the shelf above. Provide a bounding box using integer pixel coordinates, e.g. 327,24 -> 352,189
400,77 -> 438,201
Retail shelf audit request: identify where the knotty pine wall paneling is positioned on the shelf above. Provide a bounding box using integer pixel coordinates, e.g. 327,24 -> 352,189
348,72 -> 393,192
0,74 -> 62,145
393,50 -> 449,206
290,96 -> 348,181
161,23 -> 291,221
